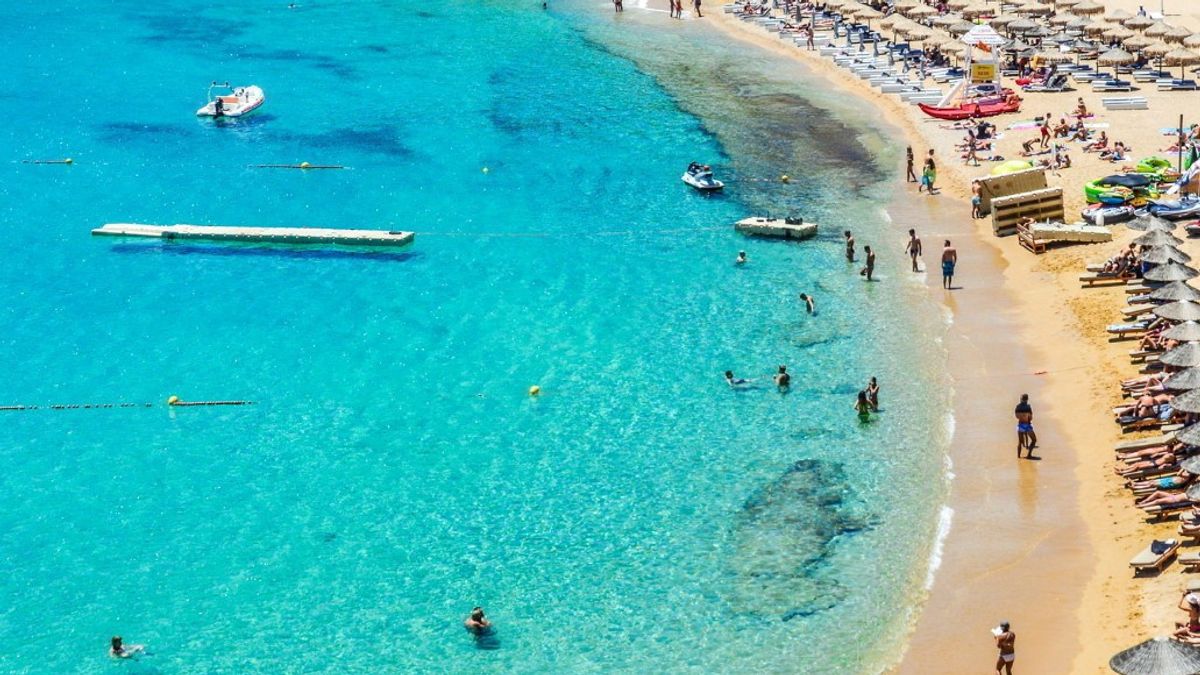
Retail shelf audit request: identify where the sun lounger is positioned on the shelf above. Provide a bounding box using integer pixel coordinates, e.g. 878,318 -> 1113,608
1103,96 -> 1149,111
1179,550 -> 1200,571
1080,273 -> 1135,287
1094,79 -> 1135,92
1116,434 -> 1176,452
1131,538 -> 1179,574
1133,69 -> 1171,82
1072,70 -> 1103,83
1158,79 -> 1199,92
1107,321 -> 1150,335
1025,74 -> 1072,93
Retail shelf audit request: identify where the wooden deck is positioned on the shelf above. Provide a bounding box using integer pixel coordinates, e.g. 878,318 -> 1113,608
92,223 -> 414,248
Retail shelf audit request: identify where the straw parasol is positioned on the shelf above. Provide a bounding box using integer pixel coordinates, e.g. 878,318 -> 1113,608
946,0 -> 972,8
1015,3 -> 1052,15
880,14 -> 901,30
1109,636 -> 1200,675
894,0 -> 920,7
1086,21 -> 1115,36
1172,389 -> 1200,416
1162,320 -> 1200,341
1164,26 -> 1194,44
1127,214 -> 1178,231
1098,47 -> 1137,77
1164,48 -> 1200,78
1035,49 -> 1076,64
1166,367 -> 1200,392
1154,300 -> 1200,322
1144,261 -> 1199,282
931,14 -> 960,27
989,15 -> 1017,28
1142,246 -> 1193,265
1123,34 -> 1156,51
1067,17 -> 1094,31
1071,0 -> 1105,15
1158,341 -> 1200,366
1050,13 -> 1079,26
1185,34 -> 1200,49
1124,15 -> 1155,30
1145,21 -> 1173,38
1105,25 -> 1136,41
904,4 -> 937,17
1054,0 -> 1082,6
961,2 -> 993,18
1007,18 -> 1039,34
1144,40 -> 1175,58
948,20 -> 975,35
905,27 -> 934,42
1135,229 -> 1185,246
1182,451 -> 1200,473
1108,9 -> 1133,21
941,41 -> 967,55
1150,280 -> 1200,300
1180,420 -> 1200,445
849,5 -> 884,21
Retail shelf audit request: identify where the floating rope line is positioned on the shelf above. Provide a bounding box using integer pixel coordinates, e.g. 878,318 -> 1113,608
249,162 -> 346,170
414,226 -> 730,238
21,158 -> 73,165
0,396 -> 256,412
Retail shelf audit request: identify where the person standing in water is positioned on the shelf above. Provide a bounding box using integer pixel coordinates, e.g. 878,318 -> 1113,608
844,230 -> 855,262
905,229 -> 922,272
774,365 -> 791,391
860,246 -> 876,281
941,240 -> 957,290
1015,394 -> 1037,458
735,250 -> 747,266
905,146 -> 917,183
465,607 -> 493,635
994,621 -> 1016,675
799,293 -> 815,315
854,390 -> 871,422
866,377 -> 879,411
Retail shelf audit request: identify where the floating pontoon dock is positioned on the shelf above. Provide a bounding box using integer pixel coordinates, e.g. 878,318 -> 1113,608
91,223 -> 414,248
734,217 -> 818,241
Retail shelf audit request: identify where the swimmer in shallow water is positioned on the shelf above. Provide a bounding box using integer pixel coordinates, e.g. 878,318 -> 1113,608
109,636 -> 143,659
736,251 -> 748,265
774,365 -> 791,390
799,293 -> 815,315
464,607 -> 492,635
854,390 -> 871,421
724,370 -> 752,388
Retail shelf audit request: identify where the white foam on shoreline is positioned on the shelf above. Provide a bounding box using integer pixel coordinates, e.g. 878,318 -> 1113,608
924,504 -> 955,591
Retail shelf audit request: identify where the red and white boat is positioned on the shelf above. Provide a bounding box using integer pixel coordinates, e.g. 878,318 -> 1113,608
196,82 -> 265,118
918,94 -> 1021,121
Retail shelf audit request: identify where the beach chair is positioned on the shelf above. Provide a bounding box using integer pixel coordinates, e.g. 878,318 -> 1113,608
1080,273 -> 1134,287
1025,74 -> 1071,93
1093,79 -> 1135,92
1158,79 -> 1199,92
1133,69 -> 1172,82
1107,320 -> 1150,335
1102,96 -> 1149,111
1129,538 -> 1179,575
1179,550 -> 1200,571
1115,434 -> 1176,453
1072,70 -> 1103,83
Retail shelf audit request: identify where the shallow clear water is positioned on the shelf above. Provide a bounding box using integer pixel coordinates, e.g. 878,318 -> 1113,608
0,1 -> 950,672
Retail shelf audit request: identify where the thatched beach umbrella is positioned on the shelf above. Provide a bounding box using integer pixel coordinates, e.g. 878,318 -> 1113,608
1155,300 -> 1200,322
1128,214 -> 1178,231
990,15 -> 1017,28
1109,636 -> 1200,674
1067,17 -> 1094,31
1035,49 -> 1076,64
941,41 -> 968,56
1108,8 -> 1133,21
1007,18 -> 1039,34
1179,418 -> 1200,442
1054,0 -> 1083,7
1124,15 -> 1155,30
1164,26 -> 1195,44
1135,229 -> 1185,247
1182,452 -> 1200,473
1164,48 -> 1200,78
1144,261 -> 1199,282
1142,246 -> 1193,265
1015,3 -> 1052,16
1086,21 -> 1116,36
1124,34 -> 1156,51
1144,41 -> 1175,60
1145,22 -> 1173,38
1150,280 -> 1200,300
880,14 -> 901,30
1049,13 -> 1079,27
961,2 -> 993,18
1159,341 -> 1200,367
931,14 -> 960,27
1072,0 -> 1104,15
946,0 -> 972,9
1106,25 -> 1136,41
949,20 -> 976,35
1098,47 -> 1136,76
893,0 -> 920,8
1185,34 -> 1200,49
1188,481 -> 1200,499
1162,321 -> 1200,341
904,4 -> 937,18
1166,368 -> 1200,392
1173,390 -> 1200,417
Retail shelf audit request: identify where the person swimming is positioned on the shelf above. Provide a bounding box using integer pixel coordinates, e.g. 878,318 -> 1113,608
736,251 -> 747,265
774,365 -> 791,390
109,636 -> 143,659
464,607 -> 492,635
799,293 -> 815,315
724,370 -> 751,388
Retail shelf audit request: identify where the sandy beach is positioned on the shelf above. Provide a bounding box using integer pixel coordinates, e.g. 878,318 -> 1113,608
697,0 -> 1200,671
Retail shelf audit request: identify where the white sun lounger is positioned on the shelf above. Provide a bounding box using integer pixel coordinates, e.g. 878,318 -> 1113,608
1130,538 -> 1179,575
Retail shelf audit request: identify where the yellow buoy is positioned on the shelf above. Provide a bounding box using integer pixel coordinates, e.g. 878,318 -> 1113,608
780,174 -> 790,183
64,158 -> 74,164
167,395 -> 180,406
528,385 -> 540,396
299,161 -> 312,169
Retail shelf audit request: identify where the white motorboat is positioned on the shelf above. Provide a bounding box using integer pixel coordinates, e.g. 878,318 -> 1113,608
196,82 -> 265,118
682,162 -> 725,191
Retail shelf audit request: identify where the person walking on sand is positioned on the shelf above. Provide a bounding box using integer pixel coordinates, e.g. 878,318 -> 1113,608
905,146 -> 917,183
994,621 -> 1015,675
860,245 -> 876,281
799,292 -> 815,315
971,180 -> 982,219
844,230 -> 855,262
941,240 -> 957,289
675,0 -> 683,19
905,229 -> 922,272
922,157 -> 937,195
693,0 -> 701,17
806,25 -> 815,50
1015,394 -> 1037,457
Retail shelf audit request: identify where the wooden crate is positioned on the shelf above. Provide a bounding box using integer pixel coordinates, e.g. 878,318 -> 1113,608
991,187 -> 1065,237
976,168 -> 1048,217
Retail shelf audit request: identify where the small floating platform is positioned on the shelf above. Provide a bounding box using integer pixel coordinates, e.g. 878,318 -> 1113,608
92,223 -> 414,248
734,217 -> 818,240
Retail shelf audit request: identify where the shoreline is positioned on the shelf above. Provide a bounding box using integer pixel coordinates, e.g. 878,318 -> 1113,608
704,6 -> 1097,671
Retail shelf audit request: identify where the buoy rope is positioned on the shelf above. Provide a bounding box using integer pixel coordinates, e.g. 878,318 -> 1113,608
414,225 -> 730,238
0,399 -> 254,412
249,164 -> 346,170
169,400 -> 254,407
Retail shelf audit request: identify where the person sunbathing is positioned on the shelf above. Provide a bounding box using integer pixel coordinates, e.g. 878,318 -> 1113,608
1117,451 -> 1179,476
1084,131 -> 1109,153
1118,443 -> 1178,462
1053,118 -> 1070,138
1122,371 -> 1169,390
1131,470 -> 1193,493
1138,490 -> 1194,509
1101,141 -> 1129,161
1074,98 -> 1090,118
1115,394 -> 1168,420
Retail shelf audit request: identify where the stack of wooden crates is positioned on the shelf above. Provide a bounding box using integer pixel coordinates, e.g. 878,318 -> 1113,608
977,168 -> 1065,237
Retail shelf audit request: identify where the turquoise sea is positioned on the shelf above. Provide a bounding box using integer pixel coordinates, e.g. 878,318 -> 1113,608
0,1 -> 952,672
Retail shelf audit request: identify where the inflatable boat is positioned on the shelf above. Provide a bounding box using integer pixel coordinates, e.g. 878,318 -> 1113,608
196,82 -> 265,118
1081,203 -> 1137,225
1146,196 -> 1200,220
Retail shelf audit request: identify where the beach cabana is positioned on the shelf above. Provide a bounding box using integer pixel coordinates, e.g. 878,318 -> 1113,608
1144,262 -> 1199,283
1109,636 -> 1200,674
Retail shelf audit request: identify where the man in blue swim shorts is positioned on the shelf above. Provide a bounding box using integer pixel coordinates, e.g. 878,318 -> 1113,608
941,240 -> 957,290
1014,394 -> 1037,458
